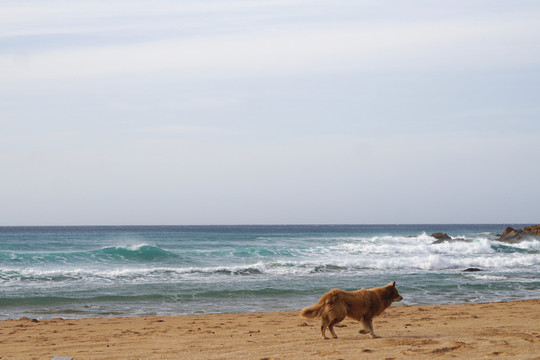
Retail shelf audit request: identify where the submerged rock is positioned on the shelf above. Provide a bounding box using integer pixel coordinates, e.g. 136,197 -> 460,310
463,268 -> 482,272
432,238 -> 470,244
430,232 -> 452,243
431,232 -> 471,244
497,225 -> 540,243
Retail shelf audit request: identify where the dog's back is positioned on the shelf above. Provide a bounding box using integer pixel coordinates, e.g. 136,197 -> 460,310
341,284 -> 400,321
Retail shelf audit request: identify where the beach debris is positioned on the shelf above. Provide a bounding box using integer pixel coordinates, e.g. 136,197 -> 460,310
18,317 -> 39,323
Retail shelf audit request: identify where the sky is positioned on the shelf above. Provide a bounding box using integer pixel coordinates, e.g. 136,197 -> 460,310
1,0 -> 539,226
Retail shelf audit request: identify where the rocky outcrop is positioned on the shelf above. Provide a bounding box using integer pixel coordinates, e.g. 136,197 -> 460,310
524,225 -> 540,236
497,225 -> 540,243
430,232 -> 470,244
431,232 -> 451,243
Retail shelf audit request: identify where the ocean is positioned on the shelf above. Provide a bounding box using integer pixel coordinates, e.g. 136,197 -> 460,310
1,224 -> 539,320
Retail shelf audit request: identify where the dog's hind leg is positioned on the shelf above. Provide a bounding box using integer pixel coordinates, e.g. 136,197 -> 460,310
320,317 -> 330,339
328,319 -> 339,339
328,310 -> 346,339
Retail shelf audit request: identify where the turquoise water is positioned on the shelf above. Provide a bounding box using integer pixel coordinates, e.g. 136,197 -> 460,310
0,225 -> 539,319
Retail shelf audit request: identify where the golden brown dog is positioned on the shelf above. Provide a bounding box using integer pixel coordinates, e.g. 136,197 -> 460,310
300,281 -> 402,339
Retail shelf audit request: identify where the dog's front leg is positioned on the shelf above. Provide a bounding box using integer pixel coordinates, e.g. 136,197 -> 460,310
358,326 -> 368,334
367,319 -> 381,339
361,318 -> 380,339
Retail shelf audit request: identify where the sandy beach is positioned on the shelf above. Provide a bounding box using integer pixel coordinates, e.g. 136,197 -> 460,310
1,299 -> 539,360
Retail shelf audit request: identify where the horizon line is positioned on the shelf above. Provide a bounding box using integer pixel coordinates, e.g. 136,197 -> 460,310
0,223 -> 536,228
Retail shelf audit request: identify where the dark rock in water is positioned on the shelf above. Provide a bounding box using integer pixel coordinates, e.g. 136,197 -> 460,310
430,232 -> 472,244
497,225 -> 540,243
431,232 -> 451,241
432,239 -> 450,244
463,268 -> 482,272
499,227 -> 521,242
432,238 -> 470,245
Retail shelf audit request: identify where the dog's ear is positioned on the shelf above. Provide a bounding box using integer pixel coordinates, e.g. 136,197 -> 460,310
392,281 -> 396,287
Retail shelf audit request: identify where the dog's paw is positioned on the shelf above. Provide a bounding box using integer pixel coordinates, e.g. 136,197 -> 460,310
359,329 -> 368,334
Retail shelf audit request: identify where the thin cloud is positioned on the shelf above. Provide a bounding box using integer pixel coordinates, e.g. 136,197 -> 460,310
2,12 -> 539,82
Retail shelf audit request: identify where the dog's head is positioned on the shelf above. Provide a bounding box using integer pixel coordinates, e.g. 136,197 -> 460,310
388,281 -> 403,302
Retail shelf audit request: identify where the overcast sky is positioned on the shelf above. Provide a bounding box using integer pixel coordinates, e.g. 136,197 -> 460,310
1,0 -> 539,225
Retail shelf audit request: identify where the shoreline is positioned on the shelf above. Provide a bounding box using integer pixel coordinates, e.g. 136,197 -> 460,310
1,299 -> 539,359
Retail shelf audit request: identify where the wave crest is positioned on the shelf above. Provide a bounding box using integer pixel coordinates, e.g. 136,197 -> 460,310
97,245 -> 178,262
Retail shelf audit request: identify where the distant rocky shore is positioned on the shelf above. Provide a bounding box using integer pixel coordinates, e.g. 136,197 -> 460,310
430,224 -> 540,244
428,225 -> 540,273
497,225 -> 540,243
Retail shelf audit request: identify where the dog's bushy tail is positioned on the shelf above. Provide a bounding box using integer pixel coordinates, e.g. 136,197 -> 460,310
300,303 -> 324,319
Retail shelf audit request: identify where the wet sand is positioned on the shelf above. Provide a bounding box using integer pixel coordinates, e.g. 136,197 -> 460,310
1,299 -> 539,359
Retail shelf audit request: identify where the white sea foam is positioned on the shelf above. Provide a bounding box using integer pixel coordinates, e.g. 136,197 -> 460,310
465,274 -> 507,281
510,239 -> 540,250
119,243 -> 151,251
3,236 -> 538,284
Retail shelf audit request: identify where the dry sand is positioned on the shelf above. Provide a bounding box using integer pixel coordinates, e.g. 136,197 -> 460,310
1,299 -> 539,359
